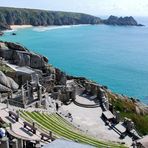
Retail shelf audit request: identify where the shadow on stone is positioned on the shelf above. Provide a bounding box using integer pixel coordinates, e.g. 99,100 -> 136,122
5,116 -> 16,124
20,127 -> 34,136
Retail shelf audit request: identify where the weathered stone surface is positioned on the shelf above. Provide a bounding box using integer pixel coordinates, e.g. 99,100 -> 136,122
30,53 -> 47,69
0,42 -> 48,69
0,71 -> 18,92
0,83 -> 11,92
0,22 -> 10,31
5,42 -> 28,51
0,71 -> 11,88
55,68 -> 67,85
7,77 -> 19,90
12,51 -> 30,66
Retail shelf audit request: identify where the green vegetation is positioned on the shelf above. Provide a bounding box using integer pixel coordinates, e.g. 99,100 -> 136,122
107,92 -> 148,136
0,64 -> 14,73
21,111 -> 126,148
121,112 -> 148,136
0,7 -> 102,31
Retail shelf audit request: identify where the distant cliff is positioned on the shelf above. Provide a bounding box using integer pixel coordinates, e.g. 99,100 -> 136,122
0,22 -> 10,30
0,7 -> 143,31
0,7 -> 102,30
104,15 -> 143,26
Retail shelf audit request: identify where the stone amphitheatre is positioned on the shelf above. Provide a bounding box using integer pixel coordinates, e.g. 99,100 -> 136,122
0,41 -> 148,148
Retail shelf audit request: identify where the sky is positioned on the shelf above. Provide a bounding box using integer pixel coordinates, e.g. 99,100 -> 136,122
0,0 -> 148,17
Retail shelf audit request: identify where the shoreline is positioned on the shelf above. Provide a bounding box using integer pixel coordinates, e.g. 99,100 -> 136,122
10,24 -> 89,30
10,25 -> 33,30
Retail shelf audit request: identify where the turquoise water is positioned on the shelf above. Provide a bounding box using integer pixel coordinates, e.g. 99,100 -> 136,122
1,22 -> 148,104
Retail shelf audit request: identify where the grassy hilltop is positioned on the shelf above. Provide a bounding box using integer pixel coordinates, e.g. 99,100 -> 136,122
0,7 -> 102,30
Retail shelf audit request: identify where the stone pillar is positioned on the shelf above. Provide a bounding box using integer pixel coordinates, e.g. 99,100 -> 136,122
37,83 -> 42,107
21,86 -> 26,108
9,123 -> 12,130
132,141 -> 136,148
7,92 -> 12,108
0,93 -> 2,103
33,122 -> 35,127
109,103 -> 114,113
49,131 -> 52,138
0,137 -> 9,148
16,111 -> 20,122
71,88 -> 76,101
12,139 -> 18,148
90,84 -> 97,96
45,94 -> 48,110
124,118 -> 135,132
115,111 -> 120,124
17,139 -> 23,148
104,97 -> 109,110
35,141 -> 41,148
127,121 -> 134,132
32,122 -> 36,134
99,88 -> 109,110
6,99 -> 9,108
26,81 -> 29,97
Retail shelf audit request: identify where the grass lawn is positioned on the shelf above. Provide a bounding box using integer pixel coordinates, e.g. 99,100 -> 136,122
21,111 -> 126,148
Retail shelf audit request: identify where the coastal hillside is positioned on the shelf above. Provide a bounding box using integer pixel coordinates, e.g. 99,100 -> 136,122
0,7 -> 102,30
0,7 -> 142,31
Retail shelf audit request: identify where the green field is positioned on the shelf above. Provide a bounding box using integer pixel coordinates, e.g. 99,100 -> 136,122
21,111 -> 126,148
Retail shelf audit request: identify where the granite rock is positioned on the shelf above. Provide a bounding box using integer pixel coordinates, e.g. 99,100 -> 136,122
0,71 -> 18,92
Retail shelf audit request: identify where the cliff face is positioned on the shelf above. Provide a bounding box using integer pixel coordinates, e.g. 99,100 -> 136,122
0,22 -> 10,30
0,7 -> 143,31
0,41 -> 48,70
0,7 -> 102,28
104,15 -> 143,26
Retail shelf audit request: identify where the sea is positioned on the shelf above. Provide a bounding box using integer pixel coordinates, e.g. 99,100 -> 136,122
1,17 -> 148,104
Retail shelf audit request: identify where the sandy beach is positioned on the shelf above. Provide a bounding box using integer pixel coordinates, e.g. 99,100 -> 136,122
10,25 -> 33,30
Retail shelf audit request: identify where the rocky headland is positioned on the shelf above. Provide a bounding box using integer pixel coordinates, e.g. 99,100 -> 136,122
0,7 -> 143,33
103,15 -> 143,26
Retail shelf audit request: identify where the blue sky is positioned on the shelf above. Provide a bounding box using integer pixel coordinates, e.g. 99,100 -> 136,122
0,0 -> 148,16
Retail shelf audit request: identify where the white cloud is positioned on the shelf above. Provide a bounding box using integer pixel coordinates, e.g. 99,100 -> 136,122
0,0 -> 148,16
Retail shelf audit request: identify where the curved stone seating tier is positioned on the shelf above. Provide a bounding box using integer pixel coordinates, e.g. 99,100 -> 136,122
73,100 -> 100,108
73,95 -> 100,108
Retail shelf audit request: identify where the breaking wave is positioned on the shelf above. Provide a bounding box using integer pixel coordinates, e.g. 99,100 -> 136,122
3,29 -> 17,33
32,25 -> 88,32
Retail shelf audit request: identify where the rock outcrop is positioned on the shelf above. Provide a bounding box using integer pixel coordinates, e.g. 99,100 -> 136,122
0,31 -> 4,36
0,22 -> 11,31
0,41 -> 48,70
0,71 -> 18,92
104,15 -> 143,26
